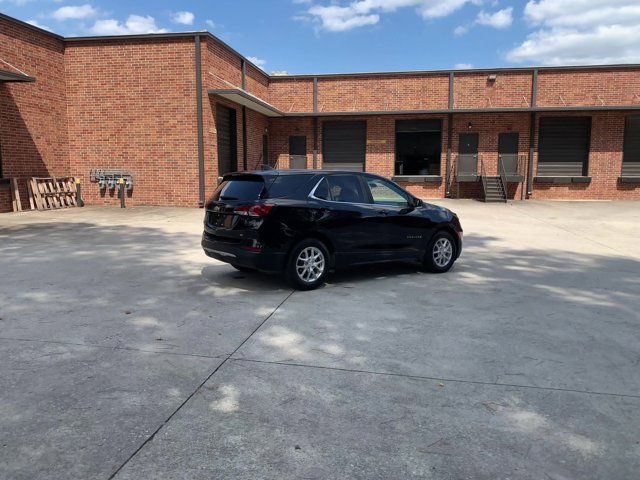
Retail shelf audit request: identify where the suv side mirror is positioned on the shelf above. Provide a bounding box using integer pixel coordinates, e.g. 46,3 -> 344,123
412,197 -> 423,207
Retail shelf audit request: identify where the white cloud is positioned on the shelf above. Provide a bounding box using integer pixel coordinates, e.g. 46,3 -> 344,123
476,7 -> 513,29
206,19 -> 216,29
455,6 -> 513,35
89,15 -> 168,35
508,0 -> 640,65
51,4 -> 98,21
26,19 -> 52,31
301,0 -> 481,32
171,11 -> 195,25
271,70 -> 291,76
454,62 -> 474,69
247,56 -> 267,68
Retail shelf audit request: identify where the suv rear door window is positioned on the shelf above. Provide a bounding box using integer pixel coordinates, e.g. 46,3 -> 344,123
312,178 -> 330,200
326,175 -> 367,203
264,174 -> 314,198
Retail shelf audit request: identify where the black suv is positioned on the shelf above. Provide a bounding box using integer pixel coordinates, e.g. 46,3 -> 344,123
202,170 -> 462,290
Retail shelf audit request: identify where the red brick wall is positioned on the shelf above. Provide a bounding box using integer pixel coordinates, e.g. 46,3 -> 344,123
0,186 -> 11,213
451,113 -> 530,200
65,38 -> 199,207
245,64 -> 269,100
0,18 -> 68,212
532,111 -> 640,200
204,38 -> 242,90
454,72 -> 532,109
537,69 -> 640,107
201,38 -> 270,200
316,74 -> 449,113
244,109 -> 269,170
268,117 -> 315,169
269,78 -> 314,113
269,115 -> 448,199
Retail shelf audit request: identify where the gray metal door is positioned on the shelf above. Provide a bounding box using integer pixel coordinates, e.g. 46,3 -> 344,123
538,117 -> 590,176
216,104 -> 237,175
498,133 -> 519,174
322,121 -> 366,171
623,115 -> 640,175
289,136 -> 307,169
458,133 -> 479,175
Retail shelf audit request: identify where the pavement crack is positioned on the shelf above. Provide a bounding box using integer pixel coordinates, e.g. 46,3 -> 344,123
106,290 -> 295,480
231,357 -> 640,400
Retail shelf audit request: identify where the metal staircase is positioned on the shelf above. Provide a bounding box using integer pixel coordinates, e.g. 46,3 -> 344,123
480,157 -> 507,202
482,176 -> 507,202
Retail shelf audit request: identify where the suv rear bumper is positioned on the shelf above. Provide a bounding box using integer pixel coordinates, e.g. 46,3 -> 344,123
201,235 -> 286,272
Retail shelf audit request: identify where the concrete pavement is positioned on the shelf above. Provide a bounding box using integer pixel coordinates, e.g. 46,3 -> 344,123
1,201 -> 639,479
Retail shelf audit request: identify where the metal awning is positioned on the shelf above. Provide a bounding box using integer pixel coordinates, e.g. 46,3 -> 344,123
209,89 -> 283,117
0,68 -> 35,83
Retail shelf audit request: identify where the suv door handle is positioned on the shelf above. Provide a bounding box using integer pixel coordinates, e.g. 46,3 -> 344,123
380,210 -> 389,215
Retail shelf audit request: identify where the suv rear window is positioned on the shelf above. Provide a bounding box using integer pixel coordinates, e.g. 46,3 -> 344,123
211,178 -> 264,201
210,174 -> 315,202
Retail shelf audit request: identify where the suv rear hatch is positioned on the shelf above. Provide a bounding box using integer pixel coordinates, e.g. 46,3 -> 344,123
204,173 -> 313,249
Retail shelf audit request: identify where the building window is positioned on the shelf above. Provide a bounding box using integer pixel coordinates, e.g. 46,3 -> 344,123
622,115 -> 640,176
395,120 -> 442,175
538,117 -> 591,176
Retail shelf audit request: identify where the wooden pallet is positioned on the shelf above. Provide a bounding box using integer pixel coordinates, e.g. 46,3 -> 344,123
10,178 -> 23,212
29,177 -> 77,211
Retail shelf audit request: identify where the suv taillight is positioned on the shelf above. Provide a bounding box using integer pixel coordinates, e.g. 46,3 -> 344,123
234,204 -> 275,217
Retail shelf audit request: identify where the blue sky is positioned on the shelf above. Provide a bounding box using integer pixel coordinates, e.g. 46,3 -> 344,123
2,0 -> 640,74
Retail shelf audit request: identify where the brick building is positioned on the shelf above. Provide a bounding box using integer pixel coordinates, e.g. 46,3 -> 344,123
1,12 -> 639,213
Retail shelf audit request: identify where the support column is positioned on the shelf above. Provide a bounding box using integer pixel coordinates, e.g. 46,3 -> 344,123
195,35 -> 205,207
527,69 -> 538,198
242,106 -> 248,170
445,72 -> 454,196
313,77 -> 318,169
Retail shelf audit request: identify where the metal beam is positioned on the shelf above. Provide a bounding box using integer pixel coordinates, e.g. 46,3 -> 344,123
313,117 -> 318,169
527,112 -> 536,197
445,112 -> 453,196
195,35 -> 205,207
313,77 -> 318,113
448,72 -> 454,110
531,68 -> 538,108
242,106 -> 248,170
241,59 -> 247,90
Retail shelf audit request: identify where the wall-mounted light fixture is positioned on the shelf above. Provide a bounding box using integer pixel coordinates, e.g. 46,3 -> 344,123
487,74 -> 497,82
467,122 -> 473,130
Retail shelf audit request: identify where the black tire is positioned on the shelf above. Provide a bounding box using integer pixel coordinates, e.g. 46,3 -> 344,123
285,239 -> 329,290
231,264 -> 256,273
423,231 -> 457,273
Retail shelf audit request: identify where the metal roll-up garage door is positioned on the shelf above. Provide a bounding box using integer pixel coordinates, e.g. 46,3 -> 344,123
623,115 -> 640,176
538,117 -> 591,176
322,121 -> 366,171
216,104 -> 237,176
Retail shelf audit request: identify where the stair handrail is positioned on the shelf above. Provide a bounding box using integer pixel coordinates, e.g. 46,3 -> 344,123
479,155 -> 489,200
498,155 -> 509,203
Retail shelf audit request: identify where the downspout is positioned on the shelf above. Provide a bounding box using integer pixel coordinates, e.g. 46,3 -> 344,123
313,77 -> 318,168
240,60 -> 248,170
242,107 -> 248,170
195,35 -> 206,207
445,72 -> 454,196
527,69 -> 538,198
